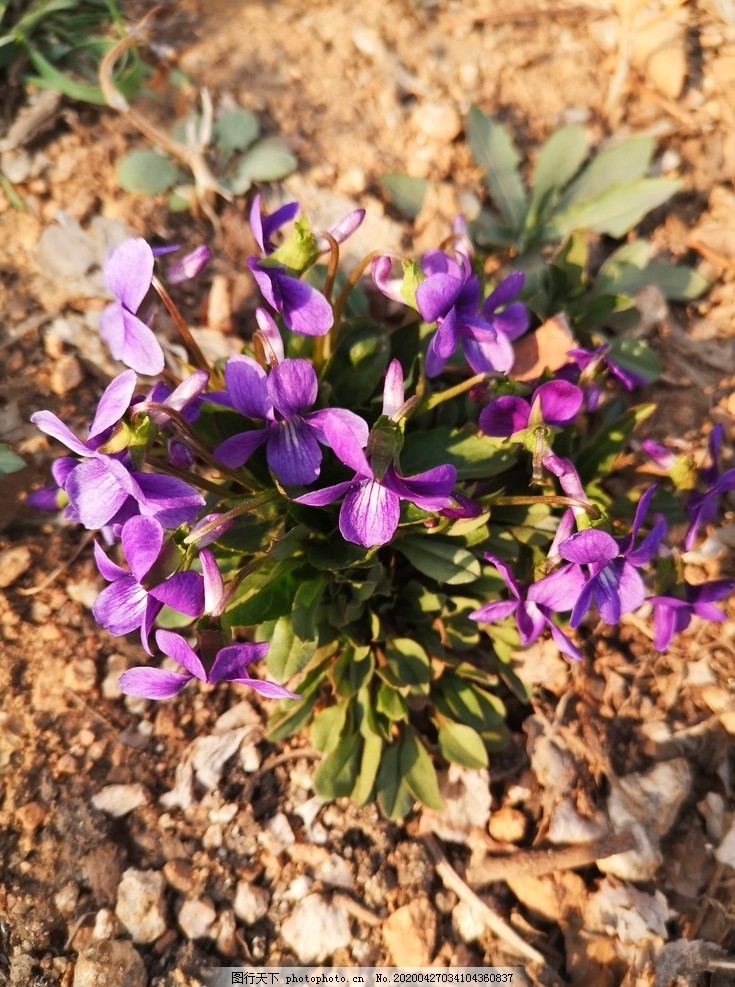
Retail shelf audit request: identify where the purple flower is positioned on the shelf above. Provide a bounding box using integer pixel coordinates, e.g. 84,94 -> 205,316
558,486 -> 667,626
295,361 -> 457,546
93,515 -> 204,650
118,629 -> 299,700
567,344 -> 650,392
479,380 -> 583,437
250,194 -> 300,255
684,425 -> 735,551
649,579 -> 735,650
470,554 -> 585,661
99,238 -> 165,376
214,356 -> 368,486
133,369 -> 210,426
415,255 -> 528,377
248,258 -> 333,337
165,244 -> 211,285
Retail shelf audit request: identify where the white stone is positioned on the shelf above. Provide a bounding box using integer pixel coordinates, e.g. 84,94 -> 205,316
92,784 -> 149,818
115,868 -> 167,944
280,894 -> 352,963
178,898 -> 217,939
73,939 -> 146,987
412,101 -> 462,142
91,909 -> 117,941
451,899 -> 487,942
258,812 -> 295,855
233,881 -> 269,924
314,853 -> 354,890
548,797 -> 609,845
49,354 -> 83,396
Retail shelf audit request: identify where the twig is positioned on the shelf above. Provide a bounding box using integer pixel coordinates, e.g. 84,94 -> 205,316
422,834 -> 547,967
686,237 -> 735,276
98,9 -> 230,227
471,830 -> 637,888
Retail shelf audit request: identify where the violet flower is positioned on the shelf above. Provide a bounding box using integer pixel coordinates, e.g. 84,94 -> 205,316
415,254 -> 528,377
118,629 -> 299,700
248,258 -> 334,337
558,486 -> 667,626
99,238 -> 165,376
165,244 -> 211,285
295,362 -> 456,547
470,554 -> 585,661
479,380 -> 583,437
250,194 -> 365,258
684,424 -> 735,551
214,356 -> 368,486
649,579 -> 735,651
93,515 -> 204,650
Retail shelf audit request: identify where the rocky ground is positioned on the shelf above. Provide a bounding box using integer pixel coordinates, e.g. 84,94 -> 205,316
1,1 -> 735,985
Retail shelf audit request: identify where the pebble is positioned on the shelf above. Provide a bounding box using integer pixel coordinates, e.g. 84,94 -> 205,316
383,896 -> 437,966
73,939 -> 146,987
258,812 -> 295,855
49,354 -> 83,395
101,654 -> 128,700
63,658 -> 97,694
233,881 -> 269,924
451,899 -> 487,942
54,881 -> 80,917
0,546 -> 32,589
488,805 -> 528,844
15,801 -> 46,831
92,909 -> 118,940
216,908 -> 238,957
115,868 -> 167,944
412,101 -> 462,142
280,894 -> 352,963
178,898 -> 217,939
92,784 -> 149,818
163,859 -> 196,893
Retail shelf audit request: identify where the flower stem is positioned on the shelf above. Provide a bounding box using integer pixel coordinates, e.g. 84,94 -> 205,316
421,372 -> 492,412
332,250 -> 388,329
490,494 -> 602,520
184,490 -> 281,547
152,275 -> 211,373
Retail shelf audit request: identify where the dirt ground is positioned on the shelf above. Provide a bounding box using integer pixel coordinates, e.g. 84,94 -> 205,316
2,1 -> 735,985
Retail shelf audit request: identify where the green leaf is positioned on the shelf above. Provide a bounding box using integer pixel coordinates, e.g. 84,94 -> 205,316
396,536 -> 481,585
376,741 -> 415,820
261,615 -> 316,682
380,172 -> 428,219
595,240 -> 708,301
551,178 -> 681,239
529,124 -> 587,219
224,562 -> 303,626
607,337 -> 661,384
0,443 -> 24,475
352,733 -> 383,806
116,149 -> 179,197
333,645 -> 374,699
437,721 -> 488,769
375,683 -> 408,722
470,208 -> 518,248
384,638 -> 431,691
215,107 -> 260,153
313,730 -> 362,799
466,106 -> 527,231
560,135 -> 655,205
230,137 -> 297,193
292,575 -> 328,641
576,403 -> 656,480
400,427 -> 516,480
324,318 -> 392,406
311,703 -> 349,753
401,729 -> 445,811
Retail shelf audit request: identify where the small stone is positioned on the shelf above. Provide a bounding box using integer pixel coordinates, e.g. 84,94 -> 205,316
54,881 -> 80,917
233,881 -> 269,924
92,909 -> 117,940
257,812 -> 295,855
101,654 -> 127,700
314,853 -> 355,889
280,894 -> 352,963
15,801 -> 46,831
73,939 -> 146,987
92,784 -> 149,818
178,898 -> 217,939
488,805 -> 528,844
50,354 -> 83,395
452,899 -> 487,942
383,896 -> 437,966
216,908 -> 238,957
115,868 -> 167,944
63,658 -> 97,694
412,101 -> 462,142
0,546 -> 32,588
163,859 -> 195,893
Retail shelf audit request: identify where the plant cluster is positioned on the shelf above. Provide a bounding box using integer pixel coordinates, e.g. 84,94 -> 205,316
30,193 -> 734,818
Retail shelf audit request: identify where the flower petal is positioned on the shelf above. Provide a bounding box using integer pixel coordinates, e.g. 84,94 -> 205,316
99,303 -> 164,376
155,629 -> 207,680
416,273 -> 462,323
484,271 -> 524,311
479,396 -> 530,437
209,642 -> 270,683
383,463 -> 456,511
215,429 -> 268,469
149,570 -> 205,618
229,676 -> 301,699
65,457 -> 134,529
535,380 -> 583,428
528,563 -> 586,611
340,479 -> 400,547
294,479 -> 355,508
93,540 -> 128,582
92,576 -> 148,635
121,515 -> 164,582
224,355 -> 270,419
104,238 -> 154,313
267,419 -> 322,486
118,666 -> 193,699
461,324 -> 515,374
559,529 -> 618,565
268,358 -> 317,417
382,359 -> 405,420
89,370 -> 137,438
30,410 -> 93,456
469,599 -> 518,623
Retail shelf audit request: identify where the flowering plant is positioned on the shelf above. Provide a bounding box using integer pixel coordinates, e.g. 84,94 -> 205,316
30,196 -> 734,818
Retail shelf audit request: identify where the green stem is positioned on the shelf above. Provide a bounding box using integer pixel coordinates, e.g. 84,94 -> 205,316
320,230 -> 340,303
489,494 -> 602,520
332,249 -> 392,329
144,456 -> 227,496
184,489 -> 281,546
420,372 -> 491,412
